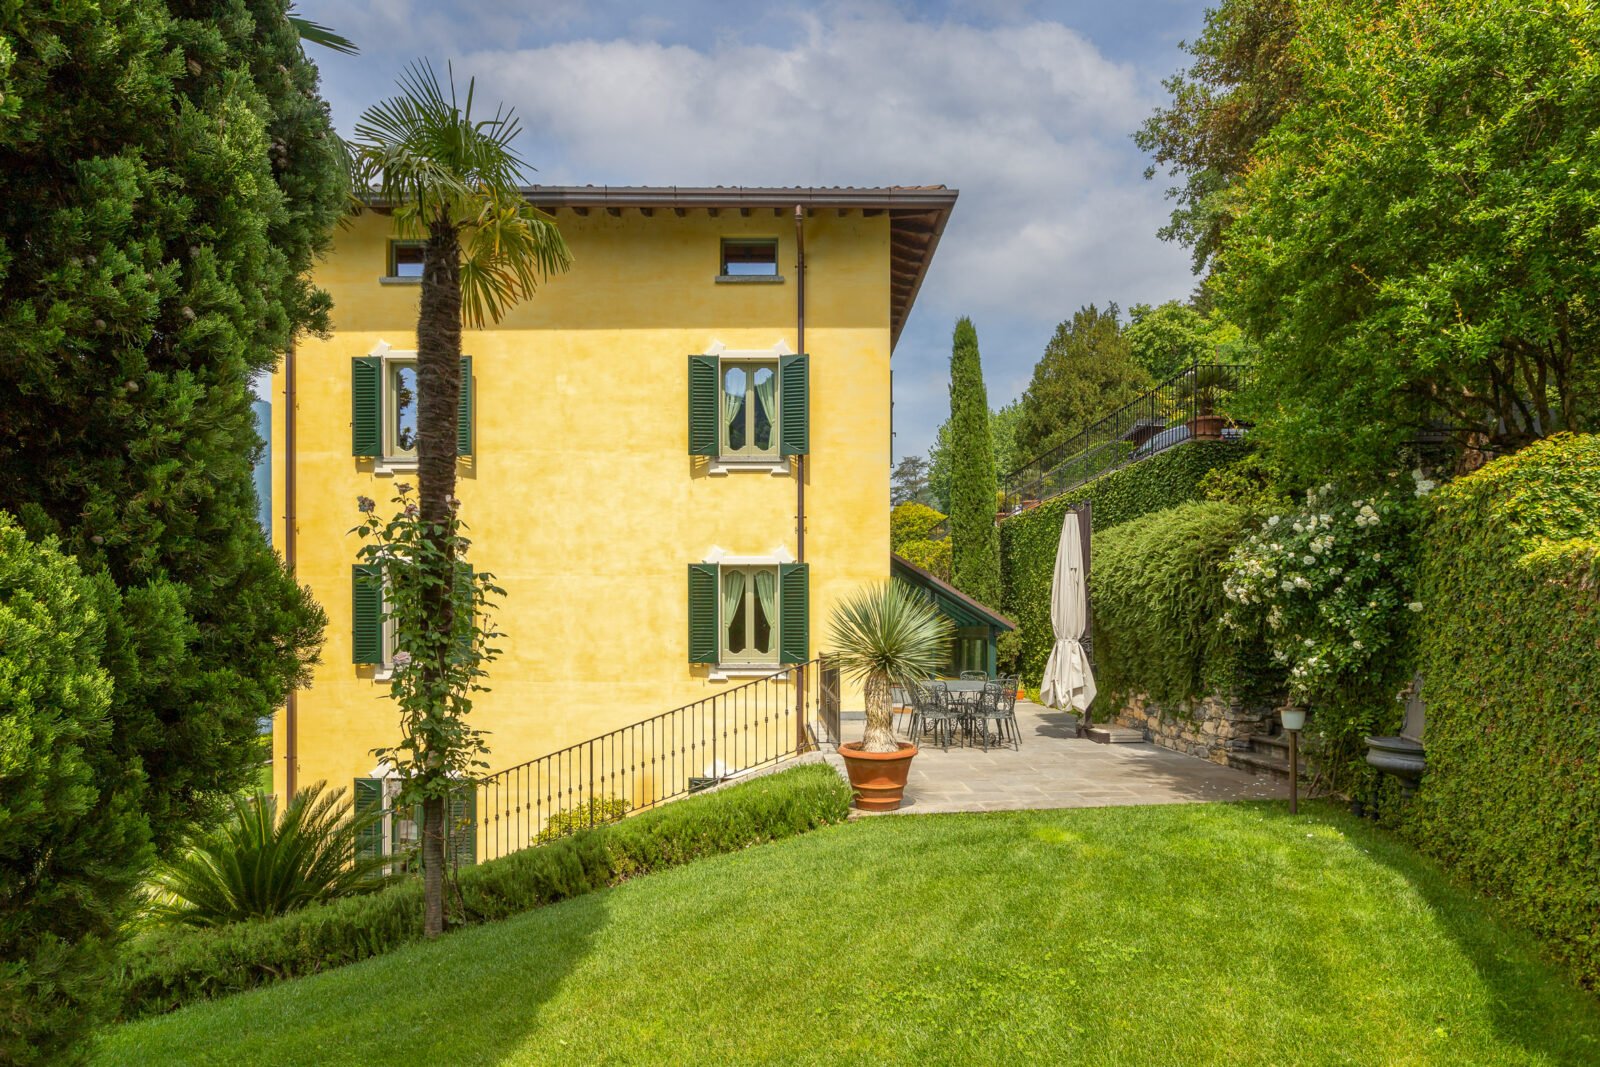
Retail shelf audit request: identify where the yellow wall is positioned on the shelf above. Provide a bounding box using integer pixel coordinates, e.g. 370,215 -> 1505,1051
272,208 -> 892,800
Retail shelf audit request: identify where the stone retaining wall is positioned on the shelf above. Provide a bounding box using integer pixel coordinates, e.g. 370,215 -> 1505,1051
1112,693 -> 1271,765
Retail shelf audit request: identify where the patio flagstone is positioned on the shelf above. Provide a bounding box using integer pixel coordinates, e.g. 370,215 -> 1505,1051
837,700 -> 1281,816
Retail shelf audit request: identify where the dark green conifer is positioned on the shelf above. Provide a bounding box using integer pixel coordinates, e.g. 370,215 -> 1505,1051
0,2 -> 341,1056
946,317 -> 1001,606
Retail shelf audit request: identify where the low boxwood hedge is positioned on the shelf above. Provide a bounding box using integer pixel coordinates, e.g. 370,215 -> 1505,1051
1407,433 -> 1600,989
1000,440 -> 1247,684
116,762 -> 851,1018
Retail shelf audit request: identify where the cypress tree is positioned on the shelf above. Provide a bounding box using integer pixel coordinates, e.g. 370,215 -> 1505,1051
947,317 -> 1001,605
0,2 -> 341,1055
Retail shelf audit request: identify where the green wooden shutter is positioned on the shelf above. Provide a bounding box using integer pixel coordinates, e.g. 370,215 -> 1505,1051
353,778 -> 384,866
688,355 -> 720,456
688,563 -> 719,663
449,785 -> 477,867
352,356 -> 383,457
352,564 -> 383,664
456,355 -> 474,456
779,354 -> 809,456
779,562 -> 809,664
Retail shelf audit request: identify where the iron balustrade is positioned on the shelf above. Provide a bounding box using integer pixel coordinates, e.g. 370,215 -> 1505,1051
476,656 -> 841,862
1001,362 -> 1252,512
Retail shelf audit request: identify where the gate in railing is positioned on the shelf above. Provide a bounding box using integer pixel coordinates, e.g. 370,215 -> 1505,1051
476,657 -> 838,862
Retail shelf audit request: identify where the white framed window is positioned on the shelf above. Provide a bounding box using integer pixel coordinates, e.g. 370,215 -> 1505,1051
719,362 -> 778,459
719,564 -> 779,667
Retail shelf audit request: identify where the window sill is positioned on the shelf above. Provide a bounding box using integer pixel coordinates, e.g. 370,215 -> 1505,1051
708,665 -> 791,682
378,276 -> 422,286
714,274 -> 785,284
707,458 -> 791,476
373,459 -> 419,476
373,667 -> 394,682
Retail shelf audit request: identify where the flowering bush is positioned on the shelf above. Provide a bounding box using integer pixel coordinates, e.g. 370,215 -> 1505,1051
1222,475 -> 1429,705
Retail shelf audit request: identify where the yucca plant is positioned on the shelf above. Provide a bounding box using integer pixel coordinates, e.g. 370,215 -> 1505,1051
828,583 -> 954,752
146,783 -> 393,927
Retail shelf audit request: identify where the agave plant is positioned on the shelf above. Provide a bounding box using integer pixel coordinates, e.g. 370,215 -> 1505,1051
146,783 -> 393,927
828,582 -> 954,753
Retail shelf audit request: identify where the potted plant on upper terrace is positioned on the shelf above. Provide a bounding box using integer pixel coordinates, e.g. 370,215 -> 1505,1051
829,582 -> 953,811
1182,364 -> 1238,441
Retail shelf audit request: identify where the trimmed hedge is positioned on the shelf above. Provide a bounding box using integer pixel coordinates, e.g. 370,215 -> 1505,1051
1088,501 -> 1258,708
116,763 -> 851,1017
1000,441 -> 1247,684
1407,433 -> 1600,989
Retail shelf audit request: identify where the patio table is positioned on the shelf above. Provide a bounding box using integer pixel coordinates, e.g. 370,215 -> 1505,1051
937,680 -> 988,705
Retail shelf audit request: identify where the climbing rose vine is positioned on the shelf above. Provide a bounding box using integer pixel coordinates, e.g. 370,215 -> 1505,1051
1222,475 -> 1430,705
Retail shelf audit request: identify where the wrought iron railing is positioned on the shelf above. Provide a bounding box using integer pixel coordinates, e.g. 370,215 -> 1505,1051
476,657 -> 841,862
1001,362 -> 1252,512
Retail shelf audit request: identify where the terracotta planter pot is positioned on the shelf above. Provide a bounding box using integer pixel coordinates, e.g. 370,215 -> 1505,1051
837,742 -> 917,812
1188,414 -> 1226,441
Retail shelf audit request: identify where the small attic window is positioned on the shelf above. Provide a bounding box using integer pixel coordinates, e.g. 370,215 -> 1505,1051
385,240 -> 425,282
718,239 -> 783,283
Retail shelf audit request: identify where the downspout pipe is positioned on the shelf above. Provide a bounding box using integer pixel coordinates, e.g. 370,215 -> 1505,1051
283,343 -> 298,797
794,205 -> 806,563
794,205 -> 809,751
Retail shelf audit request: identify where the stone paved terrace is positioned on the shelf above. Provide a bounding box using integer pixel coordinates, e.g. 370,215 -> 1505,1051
841,700 -> 1283,815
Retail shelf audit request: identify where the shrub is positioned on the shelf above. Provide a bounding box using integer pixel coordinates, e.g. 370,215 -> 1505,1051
533,797 -> 630,844
890,502 -> 947,549
145,784 -> 393,928
999,440 -> 1246,684
0,514 -> 144,1065
115,764 -> 851,1017
1407,433 -> 1600,989
1089,502 -> 1260,708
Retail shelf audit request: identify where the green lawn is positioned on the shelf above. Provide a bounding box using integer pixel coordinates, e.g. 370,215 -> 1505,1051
97,803 -> 1600,1066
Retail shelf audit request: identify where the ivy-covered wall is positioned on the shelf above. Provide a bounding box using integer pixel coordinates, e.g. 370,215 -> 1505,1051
1406,433 -> 1600,989
999,441 -> 1246,684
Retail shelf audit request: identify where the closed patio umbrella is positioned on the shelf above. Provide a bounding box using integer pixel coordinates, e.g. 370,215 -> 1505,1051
1039,507 -> 1097,714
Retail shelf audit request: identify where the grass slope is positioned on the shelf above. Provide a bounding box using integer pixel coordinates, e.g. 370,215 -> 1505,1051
97,803 -> 1600,1066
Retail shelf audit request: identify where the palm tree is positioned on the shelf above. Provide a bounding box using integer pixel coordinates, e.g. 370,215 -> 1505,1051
828,583 -> 953,752
349,61 -> 571,937
146,784 -> 392,927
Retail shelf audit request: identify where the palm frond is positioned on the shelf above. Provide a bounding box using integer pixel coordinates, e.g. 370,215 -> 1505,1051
287,9 -> 358,56
827,582 -> 954,689
459,195 -> 573,327
145,782 -> 394,927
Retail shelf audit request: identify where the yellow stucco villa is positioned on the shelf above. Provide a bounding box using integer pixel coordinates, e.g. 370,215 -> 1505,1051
269,185 -> 956,861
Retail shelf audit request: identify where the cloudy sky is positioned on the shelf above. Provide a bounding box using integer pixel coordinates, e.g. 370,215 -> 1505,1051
300,0 -> 1208,465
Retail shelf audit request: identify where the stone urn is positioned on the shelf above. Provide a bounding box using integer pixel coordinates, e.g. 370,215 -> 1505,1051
1366,675 -> 1426,797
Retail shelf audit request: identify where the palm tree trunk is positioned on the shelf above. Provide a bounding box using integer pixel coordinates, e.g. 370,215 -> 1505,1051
416,218 -> 463,939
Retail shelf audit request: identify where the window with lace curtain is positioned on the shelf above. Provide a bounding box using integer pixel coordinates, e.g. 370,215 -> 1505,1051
720,565 -> 778,666
719,362 -> 778,459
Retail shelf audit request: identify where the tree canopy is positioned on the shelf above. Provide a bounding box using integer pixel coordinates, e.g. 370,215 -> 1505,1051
1125,301 -> 1254,381
1015,305 -> 1152,462
1212,0 -> 1600,477
1135,0 -> 1302,273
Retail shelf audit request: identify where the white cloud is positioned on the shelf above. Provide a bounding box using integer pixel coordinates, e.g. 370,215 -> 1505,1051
308,2 -> 1197,458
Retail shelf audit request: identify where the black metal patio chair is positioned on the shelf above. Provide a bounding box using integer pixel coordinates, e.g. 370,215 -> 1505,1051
991,677 -> 1021,750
